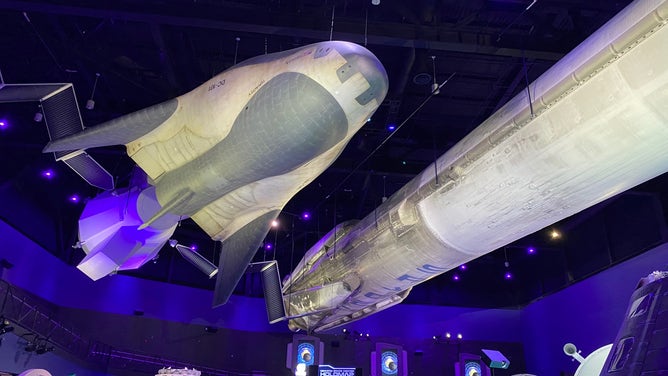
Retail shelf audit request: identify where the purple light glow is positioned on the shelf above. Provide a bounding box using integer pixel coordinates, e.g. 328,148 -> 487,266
265,243 -> 272,250
0,120 -> 7,130
387,124 -> 396,131
459,264 -> 467,270
41,169 -> 55,179
527,247 -> 536,254
69,195 -> 80,203
190,244 -> 198,251
302,212 -> 311,220
504,272 -> 513,280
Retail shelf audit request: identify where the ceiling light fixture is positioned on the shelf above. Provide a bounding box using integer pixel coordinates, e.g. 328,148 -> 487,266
41,169 -> 55,179
86,73 -> 100,110
430,56 -> 440,94
0,318 -> 14,335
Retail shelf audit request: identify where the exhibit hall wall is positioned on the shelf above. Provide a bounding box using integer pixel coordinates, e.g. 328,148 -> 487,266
521,242 -> 668,376
3,217 -> 666,375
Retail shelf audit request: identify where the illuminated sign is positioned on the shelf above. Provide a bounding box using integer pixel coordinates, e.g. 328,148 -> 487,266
316,365 -> 359,376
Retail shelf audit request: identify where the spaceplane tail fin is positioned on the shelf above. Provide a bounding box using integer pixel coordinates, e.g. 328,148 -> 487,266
212,210 -> 280,307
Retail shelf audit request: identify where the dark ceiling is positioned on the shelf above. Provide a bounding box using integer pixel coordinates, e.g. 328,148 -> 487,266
1,0 -> 666,310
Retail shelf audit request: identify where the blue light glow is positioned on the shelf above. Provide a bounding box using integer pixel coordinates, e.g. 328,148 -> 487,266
41,169 -> 55,179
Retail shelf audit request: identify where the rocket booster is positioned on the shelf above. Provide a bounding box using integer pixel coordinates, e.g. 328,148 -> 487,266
283,0 -> 668,332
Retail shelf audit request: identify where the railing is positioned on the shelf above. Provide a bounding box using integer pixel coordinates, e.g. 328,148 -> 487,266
0,280 -> 268,376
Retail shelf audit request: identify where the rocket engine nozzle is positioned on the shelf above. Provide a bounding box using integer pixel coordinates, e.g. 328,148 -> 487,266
76,186 -> 179,280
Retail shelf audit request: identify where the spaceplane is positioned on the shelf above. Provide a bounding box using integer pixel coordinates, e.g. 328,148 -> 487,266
42,41 -> 389,306
279,0 -> 668,332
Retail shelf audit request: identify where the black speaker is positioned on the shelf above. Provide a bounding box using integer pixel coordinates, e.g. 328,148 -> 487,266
481,349 -> 510,369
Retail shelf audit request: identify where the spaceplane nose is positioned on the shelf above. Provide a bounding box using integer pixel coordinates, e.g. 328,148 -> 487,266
333,42 -> 389,106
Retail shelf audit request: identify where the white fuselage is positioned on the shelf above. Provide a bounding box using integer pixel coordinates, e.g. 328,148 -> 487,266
284,0 -> 668,332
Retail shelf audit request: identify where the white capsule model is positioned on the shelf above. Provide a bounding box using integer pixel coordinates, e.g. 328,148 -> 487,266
42,41 -> 389,306
281,0 -> 668,332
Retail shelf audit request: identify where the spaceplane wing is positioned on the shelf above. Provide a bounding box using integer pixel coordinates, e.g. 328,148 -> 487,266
279,0 -> 668,332
42,41 -> 389,306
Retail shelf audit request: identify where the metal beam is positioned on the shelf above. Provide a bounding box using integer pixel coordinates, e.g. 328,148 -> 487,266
0,1 -> 565,61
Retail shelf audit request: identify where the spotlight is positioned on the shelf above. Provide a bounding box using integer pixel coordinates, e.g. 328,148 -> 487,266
68,194 -> 80,203
445,332 -> 451,339
453,274 -> 460,281
265,242 -> 273,250
271,220 -> 279,228
0,319 -> 14,334
504,272 -> 513,280
460,264 -> 467,270
457,333 -> 463,340
35,344 -> 54,355
527,247 -> 536,254
0,120 -> 8,130
25,342 -> 36,352
387,124 -> 396,131
549,229 -> 561,240
189,244 -> 198,251
301,212 -> 311,220
41,169 -> 55,179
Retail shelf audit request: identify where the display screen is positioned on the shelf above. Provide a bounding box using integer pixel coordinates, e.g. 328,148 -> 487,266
381,349 -> 399,375
297,341 -> 316,366
464,360 -> 482,376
